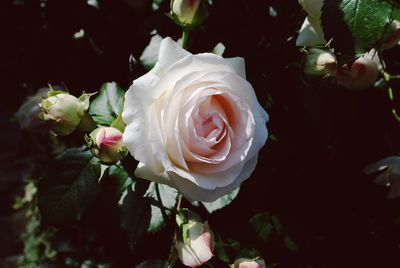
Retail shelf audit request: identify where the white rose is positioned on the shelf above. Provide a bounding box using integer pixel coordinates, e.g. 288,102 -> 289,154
122,37 -> 269,202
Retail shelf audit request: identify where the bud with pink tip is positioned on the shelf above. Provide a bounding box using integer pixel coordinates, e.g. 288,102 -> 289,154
170,0 -> 208,29
334,52 -> 379,90
175,209 -> 214,267
87,127 -> 128,164
381,20 -> 400,50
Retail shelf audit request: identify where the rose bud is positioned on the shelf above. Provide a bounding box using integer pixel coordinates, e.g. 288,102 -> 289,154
381,20 -> 400,50
334,52 -> 379,90
233,258 -> 267,268
303,47 -> 337,76
87,127 -> 128,164
170,0 -> 208,29
38,91 -> 91,135
175,209 -> 214,267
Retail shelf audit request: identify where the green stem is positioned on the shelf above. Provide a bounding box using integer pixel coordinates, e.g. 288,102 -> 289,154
155,183 -> 168,223
77,112 -> 97,132
167,193 -> 183,267
181,30 -> 190,49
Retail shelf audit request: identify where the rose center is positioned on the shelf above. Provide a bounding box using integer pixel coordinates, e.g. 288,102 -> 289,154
195,112 -> 224,139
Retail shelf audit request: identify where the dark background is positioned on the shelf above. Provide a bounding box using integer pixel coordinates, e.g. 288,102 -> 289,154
2,0 -> 400,267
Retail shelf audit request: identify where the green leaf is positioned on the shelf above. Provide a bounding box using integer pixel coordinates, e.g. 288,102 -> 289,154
321,0 -> 393,61
38,147 -> 101,226
201,187 -> 240,213
393,4 -> 400,20
283,234 -> 299,252
145,183 -> 179,233
214,232 -> 231,263
249,212 -> 274,242
135,260 -> 168,268
110,113 -> 126,132
88,82 -> 125,126
106,165 -> 133,194
250,212 -> 299,252
119,184 -> 152,252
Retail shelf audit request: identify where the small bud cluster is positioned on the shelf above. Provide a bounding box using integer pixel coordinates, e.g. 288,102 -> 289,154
34,86 -> 128,164
297,0 -> 400,90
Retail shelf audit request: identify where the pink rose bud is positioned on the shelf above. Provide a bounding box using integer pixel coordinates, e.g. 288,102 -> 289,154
334,53 -> 379,90
175,209 -> 214,267
381,20 -> 400,50
88,127 -> 128,164
303,47 -> 337,76
170,0 -> 208,29
233,258 -> 267,268
38,91 -> 91,135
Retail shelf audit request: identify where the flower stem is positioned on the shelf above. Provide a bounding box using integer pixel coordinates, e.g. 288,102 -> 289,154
77,112 -> 97,132
167,193 -> 183,267
181,30 -> 190,49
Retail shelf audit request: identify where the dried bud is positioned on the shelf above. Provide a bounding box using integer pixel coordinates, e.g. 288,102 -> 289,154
303,47 -> 337,76
87,127 -> 128,164
38,91 -> 91,135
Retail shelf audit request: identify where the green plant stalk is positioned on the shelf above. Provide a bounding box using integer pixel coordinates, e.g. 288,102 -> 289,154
181,30 -> 190,50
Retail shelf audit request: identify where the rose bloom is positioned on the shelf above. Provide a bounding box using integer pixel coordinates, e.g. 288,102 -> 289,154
122,37 -> 268,201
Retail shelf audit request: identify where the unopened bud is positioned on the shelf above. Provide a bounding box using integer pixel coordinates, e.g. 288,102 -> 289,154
175,209 -> 214,267
303,47 -> 337,76
381,20 -> 400,50
170,0 -> 208,29
38,91 -> 91,135
334,53 -> 379,90
233,258 -> 267,268
87,127 -> 128,164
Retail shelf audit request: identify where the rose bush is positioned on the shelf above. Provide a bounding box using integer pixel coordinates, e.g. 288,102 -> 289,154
122,37 -> 268,201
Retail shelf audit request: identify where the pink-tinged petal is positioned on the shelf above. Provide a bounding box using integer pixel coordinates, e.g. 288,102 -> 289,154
335,55 -> 379,90
382,20 -> 400,50
169,155 -> 259,202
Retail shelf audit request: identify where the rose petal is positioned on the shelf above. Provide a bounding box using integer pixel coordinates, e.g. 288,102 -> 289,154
168,155 -> 259,202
